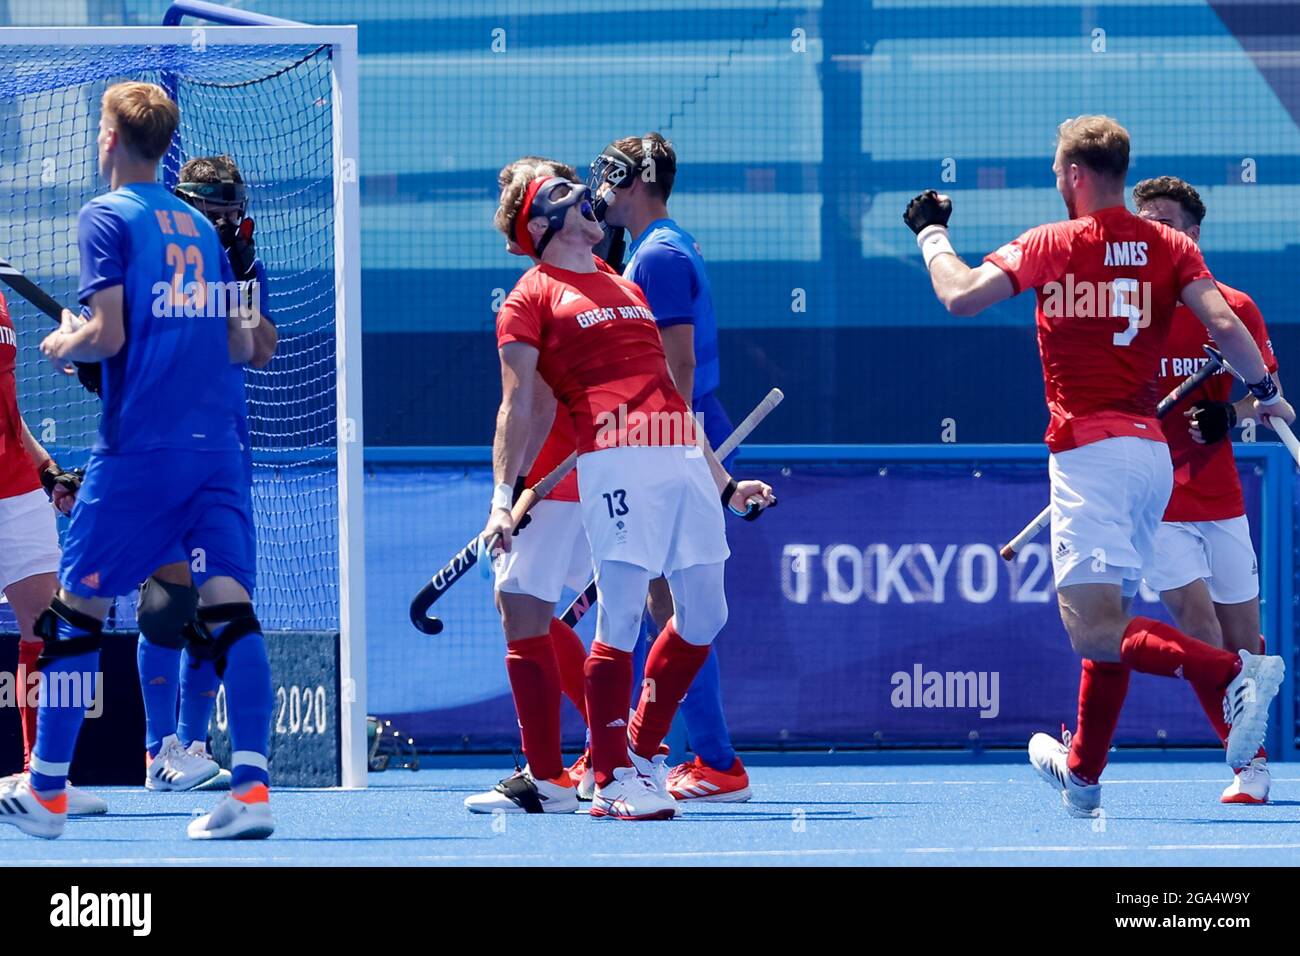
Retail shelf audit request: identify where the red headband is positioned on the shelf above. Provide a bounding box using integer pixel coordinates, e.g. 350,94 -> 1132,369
513,177 -> 550,259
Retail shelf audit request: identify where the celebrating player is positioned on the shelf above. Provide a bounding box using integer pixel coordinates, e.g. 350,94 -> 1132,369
904,115 -> 1292,817
590,132 -> 751,803
130,153 -> 277,793
0,305 -> 105,816
483,161 -> 774,820
0,82 -> 273,840
1133,176 -> 1278,803
464,156 -> 594,815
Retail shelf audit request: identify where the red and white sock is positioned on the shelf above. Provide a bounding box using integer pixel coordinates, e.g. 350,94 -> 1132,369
17,639 -> 42,773
1067,658 -> 1130,784
585,642 -> 633,789
548,617 -> 587,725
504,634 -> 563,781
1119,616 -> 1241,690
629,623 -> 711,760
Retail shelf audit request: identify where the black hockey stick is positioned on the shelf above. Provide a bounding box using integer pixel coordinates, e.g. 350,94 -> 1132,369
409,451 -> 578,635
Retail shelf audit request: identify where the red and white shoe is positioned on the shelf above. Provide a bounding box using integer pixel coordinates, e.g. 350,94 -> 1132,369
565,749 -> 594,802
1221,758 -> 1270,804
667,756 -> 752,803
590,766 -> 678,821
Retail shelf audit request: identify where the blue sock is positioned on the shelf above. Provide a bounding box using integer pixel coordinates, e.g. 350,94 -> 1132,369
177,649 -> 220,747
30,615 -> 102,793
137,637 -> 181,756
630,616 -> 651,709
220,627 -> 273,788
679,648 -> 737,770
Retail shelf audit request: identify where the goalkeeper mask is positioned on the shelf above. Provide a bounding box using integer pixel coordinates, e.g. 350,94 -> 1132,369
174,179 -> 248,223
588,144 -> 640,222
514,177 -> 596,258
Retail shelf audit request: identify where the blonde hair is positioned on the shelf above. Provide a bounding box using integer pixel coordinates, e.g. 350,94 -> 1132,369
1056,115 -> 1129,181
102,82 -> 179,161
493,156 -> 578,238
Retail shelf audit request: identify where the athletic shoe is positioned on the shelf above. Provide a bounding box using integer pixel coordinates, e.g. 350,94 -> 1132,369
65,784 -> 108,816
146,734 -> 221,792
1221,758 -> 1270,805
667,756 -> 753,803
1028,731 -> 1102,818
0,778 -> 66,839
0,773 -> 105,816
184,740 -> 228,790
566,749 -> 594,802
186,783 -> 274,840
196,768 -> 232,791
590,766 -> 678,821
464,767 -> 578,814
627,745 -> 682,817
1223,651 -> 1285,769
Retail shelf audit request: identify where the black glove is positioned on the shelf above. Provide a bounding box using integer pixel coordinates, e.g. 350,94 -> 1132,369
39,462 -> 83,499
511,475 -> 533,535
721,478 -> 776,521
216,216 -> 258,283
904,190 -> 953,235
74,361 -> 101,395
1190,401 -> 1237,444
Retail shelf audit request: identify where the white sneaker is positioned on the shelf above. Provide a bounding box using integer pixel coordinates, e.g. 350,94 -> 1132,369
147,734 -> 221,792
187,784 -> 274,840
1221,757 -> 1270,805
1223,651 -> 1285,769
1,773 -> 106,816
464,767 -> 579,814
66,784 -> 108,816
0,778 -> 66,839
591,766 -> 679,821
628,746 -> 682,817
1028,731 -> 1102,818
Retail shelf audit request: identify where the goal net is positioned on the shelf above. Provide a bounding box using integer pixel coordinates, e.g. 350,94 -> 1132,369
0,27 -> 365,786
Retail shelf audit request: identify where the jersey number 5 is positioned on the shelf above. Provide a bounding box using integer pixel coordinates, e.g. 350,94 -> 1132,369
166,242 -> 206,311
1111,278 -> 1141,347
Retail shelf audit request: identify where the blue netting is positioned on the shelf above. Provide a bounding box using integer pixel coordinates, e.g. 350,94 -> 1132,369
4,42 -> 338,631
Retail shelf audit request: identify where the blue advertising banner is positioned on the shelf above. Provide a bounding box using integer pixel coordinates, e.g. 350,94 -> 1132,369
367,453 -> 1273,752
715,461 -> 1260,748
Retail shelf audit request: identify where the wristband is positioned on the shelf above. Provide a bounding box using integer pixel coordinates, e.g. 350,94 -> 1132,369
721,478 -> 738,509
916,224 -> 955,270
491,481 -> 513,512
1248,373 -> 1280,405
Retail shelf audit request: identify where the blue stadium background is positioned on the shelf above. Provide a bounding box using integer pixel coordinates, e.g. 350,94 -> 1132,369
3,0 -> 1299,755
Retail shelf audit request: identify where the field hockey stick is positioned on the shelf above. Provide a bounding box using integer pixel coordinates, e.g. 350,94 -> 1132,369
1203,344 -> 1300,467
0,255 -> 67,323
999,351 -> 1226,561
559,387 -> 785,629
408,450 -> 577,635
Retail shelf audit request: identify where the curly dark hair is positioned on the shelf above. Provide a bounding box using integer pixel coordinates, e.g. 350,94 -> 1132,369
1132,175 -> 1206,226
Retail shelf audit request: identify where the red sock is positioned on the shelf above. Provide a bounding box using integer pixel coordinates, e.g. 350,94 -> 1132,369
585,642 -> 633,789
629,624 -> 711,759
548,618 -> 587,725
1067,659 -> 1130,784
504,634 -> 563,781
1119,616 -> 1241,690
17,640 -> 41,772
1191,679 -> 1231,747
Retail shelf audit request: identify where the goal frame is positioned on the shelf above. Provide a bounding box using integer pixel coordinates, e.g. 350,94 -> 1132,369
0,25 -> 368,789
